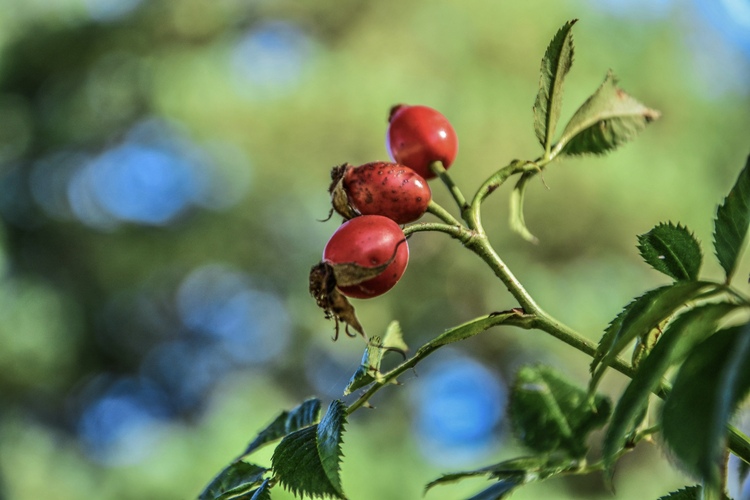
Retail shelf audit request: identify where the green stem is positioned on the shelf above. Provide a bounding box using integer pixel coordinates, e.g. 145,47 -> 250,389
346,311 -> 531,414
465,236 -> 539,312
350,153 -> 750,468
426,199 -> 462,226
403,221 -> 473,243
429,161 -> 469,215
467,159 -> 530,230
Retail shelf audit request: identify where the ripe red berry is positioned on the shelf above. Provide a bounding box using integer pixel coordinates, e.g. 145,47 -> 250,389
386,104 -> 458,179
322,215 -> 409,299
329,162 -> 431,224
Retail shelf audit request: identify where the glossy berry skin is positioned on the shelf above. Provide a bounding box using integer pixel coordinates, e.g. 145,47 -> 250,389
323,215 -> 409,299
335,162 -> 431,224
386,104 -> 458,179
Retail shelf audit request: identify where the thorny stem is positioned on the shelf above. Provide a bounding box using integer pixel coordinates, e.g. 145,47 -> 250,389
345,153 -> 750,470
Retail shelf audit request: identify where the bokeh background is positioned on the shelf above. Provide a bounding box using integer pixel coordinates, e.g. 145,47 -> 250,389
0,0 -> 748,499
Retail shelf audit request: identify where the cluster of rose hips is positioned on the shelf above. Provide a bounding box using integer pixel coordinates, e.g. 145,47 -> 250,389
309,104 -> 458,339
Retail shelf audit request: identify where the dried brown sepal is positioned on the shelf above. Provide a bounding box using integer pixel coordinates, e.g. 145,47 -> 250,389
330,257 -> 396,287
309,239 -> 406,341
328,163 -> 358,220
309,262 -> 365,340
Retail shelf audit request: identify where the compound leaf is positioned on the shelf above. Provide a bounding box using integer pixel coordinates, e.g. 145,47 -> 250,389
199,462 -> 267,500
510,366 -> 610,458
662,324 -> 750,489
714,155 -> 750,283
242,399 -> 321,457
557,71 -> 660,156
637,222 -> 702,281
603,303 -> 742,472
533,19 -> 577,152
272,400 -> 347,499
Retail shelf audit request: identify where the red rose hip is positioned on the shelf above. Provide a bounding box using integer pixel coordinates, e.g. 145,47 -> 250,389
386,104 -> 458,179
323,215 -> 409,299
329,162 -> 431,224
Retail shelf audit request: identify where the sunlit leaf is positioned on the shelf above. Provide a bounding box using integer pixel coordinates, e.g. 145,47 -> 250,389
714,155 -> 750,283
343,337 -> 384,395
343,321 -> 409,395
637,222 -> 702,281
557,71 -> 660,156
382,319 -> 408,353
533,19 -> 577,153
509,172 -> 539,244
603,303 -> 742,472
272,400 -> 347,499
590,281 -> 718,386
198,462 -> 267,500
242,399 -> 321,456
510,365 -> 610,458
662,325 -> 750,488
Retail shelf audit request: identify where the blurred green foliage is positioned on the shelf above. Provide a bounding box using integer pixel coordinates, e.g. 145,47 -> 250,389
0,0 -> 747,498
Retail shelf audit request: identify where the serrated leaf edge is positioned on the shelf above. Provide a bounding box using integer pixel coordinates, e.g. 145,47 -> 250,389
533,19 -> 578,153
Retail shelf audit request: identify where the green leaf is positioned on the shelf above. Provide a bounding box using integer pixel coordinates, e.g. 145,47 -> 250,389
272,400 -> 348,499
425,456 -> 576,500
603,303 -> 742,472
637,222 -> 702,281
344,321 -> 408,395
242,399 -> 321,456
465,480 -> 523,500
592,286 -> 666,374
509,172 -> 539,244
382,319 -> 408,353
714,155 -> 750,282
343,336 -> 385,395
656,485 -> 731,500
198,462 -> 267,500
248,480 -> 272,500
509,365 -> 610,458
657,486 -> 701,500
557,71 -> 660,156
417,312 -> 515,353
662,324 -> 750,488
533,19 -> 577,153
224,480 -> 273,500
590,281 -> 718,386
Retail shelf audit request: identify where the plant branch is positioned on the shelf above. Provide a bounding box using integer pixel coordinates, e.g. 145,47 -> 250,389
345,311 -> 530,414
429,161 -> 469,215
426,199 -> 463,226
403,221 -> 474,244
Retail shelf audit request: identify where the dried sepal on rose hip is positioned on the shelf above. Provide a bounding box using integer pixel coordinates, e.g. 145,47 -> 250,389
309,215 -> 409,340
328,162 -> 431,224
386,104 -> 459,179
